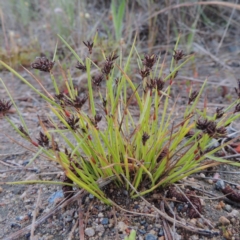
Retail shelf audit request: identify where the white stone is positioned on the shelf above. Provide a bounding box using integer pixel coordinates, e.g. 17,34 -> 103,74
84,227 -> 95,237
117,221 -> 128,233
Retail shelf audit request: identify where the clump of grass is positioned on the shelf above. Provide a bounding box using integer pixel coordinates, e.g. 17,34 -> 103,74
1,35 -> 240,205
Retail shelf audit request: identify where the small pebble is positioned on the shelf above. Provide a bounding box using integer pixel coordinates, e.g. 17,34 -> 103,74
190,235 -> 199,240
190,218 -> 197,225
64,215 -> 72,222
228,209 -> 240,219
0,187 -> 3,193
208,179 -> 213,184
138,229 -> 146,235
149,229 -> 156,235
196,219 -> 204,228
84,227 -> 95,237
118,221 -> 127,233
199,173 -> 205,178
215,180 -> 225,190
145,233 -> 157,240
200,198 -> 205,206
95,224 -> 104,232
98,213 -> 104,218
89,194 -> 94,199
158,228 -> 164,237
48,190 -> 64,204
224,204 -> 232,212
22,160 -> 30,166
140,220 -> 146,225
188,177 -> 195,182
230,217 -> 236,224
101,218 -> 109,225
219,216 -> 230,225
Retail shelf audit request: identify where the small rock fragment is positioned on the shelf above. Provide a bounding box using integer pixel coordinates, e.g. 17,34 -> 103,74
215,201 -> 225,210
227,209 -> 240,219
215,180 -> 225,190
190,218 -> 197,225
85,227 -> 95,237
224,204 -> 232,212
219,216 -> 230,225
190,235 -> 199,240
101,218 -> 109,225
95,224 -> 104,232
117,221 -> 128,233
199,173 -> 205,178
145,233 -> 157,240
48,190 -> 64,204
208,179 -> 213,184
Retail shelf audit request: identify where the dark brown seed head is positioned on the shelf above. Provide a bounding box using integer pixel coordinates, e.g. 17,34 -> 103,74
215,126 -> 227,138
64,148 -> 72,158
66,115 -> 79,131
92,74 -> 104,86
142,54 -> 157,69
55,92 -> 65,101
173,50 -> 185,62
142,132 -> 150,146
0,99 -> 12,116
184,130 -> 195,138
204,121 -> 217,136
234,79 -> 240,98
115,78 -> 121,86
102,98 -> 107,108
83,41 -> 94,54
234,103 -> 240,114
156,148 -> 168,162
18,125 -> 30,138
196,119 -> 218,137
106,53 -> 118,62
76,62 -> 86,71
188,91 -> 199,104
102,61 -> 114,77
31,57 -> 54,72
94,114 -> 102,123
215,107 -> 224,119
155,78 -> 164,91
140,68 -> 150,79
37,131 -> 49,148
146,79 -> 156,91
196,119 -> 210,130
66,95 -> 88,109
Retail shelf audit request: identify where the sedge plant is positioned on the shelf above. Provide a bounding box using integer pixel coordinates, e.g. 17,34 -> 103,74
1,35 -> 240,205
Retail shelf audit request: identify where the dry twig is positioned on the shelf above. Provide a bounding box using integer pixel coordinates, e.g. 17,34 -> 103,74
30,187 -> 42,239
